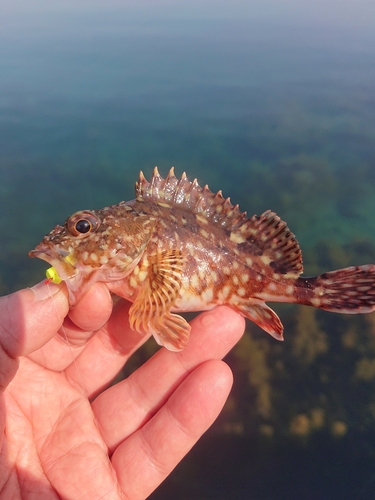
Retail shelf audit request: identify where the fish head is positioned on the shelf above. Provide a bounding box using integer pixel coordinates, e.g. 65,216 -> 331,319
29,204 -> 155,304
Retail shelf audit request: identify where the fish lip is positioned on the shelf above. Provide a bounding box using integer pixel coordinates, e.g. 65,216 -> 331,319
29,242 -> 70,260
28,243 -> 77,280
28,243 -> 50,259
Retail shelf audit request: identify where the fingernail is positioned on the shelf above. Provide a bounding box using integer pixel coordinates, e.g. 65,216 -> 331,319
29,280 -> 62,302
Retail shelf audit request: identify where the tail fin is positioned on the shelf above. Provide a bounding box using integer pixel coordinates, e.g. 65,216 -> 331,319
305,265 -> 375,314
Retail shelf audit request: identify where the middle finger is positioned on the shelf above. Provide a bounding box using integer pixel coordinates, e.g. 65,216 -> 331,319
91,306 -> 245,452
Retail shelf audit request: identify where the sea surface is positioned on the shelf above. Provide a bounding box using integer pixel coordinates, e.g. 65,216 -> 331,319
1,2 -> 375,499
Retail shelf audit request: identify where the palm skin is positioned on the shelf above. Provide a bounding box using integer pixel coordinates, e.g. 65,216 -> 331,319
0,281 -> 245,499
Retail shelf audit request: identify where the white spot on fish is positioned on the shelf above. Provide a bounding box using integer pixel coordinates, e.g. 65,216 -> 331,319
241,274 -> 249,283
211,270 -> 218,281
230,231 -> 246,244
311,297 -> 321,307
202,288 -> 214,303
99,255 -> 109,265
191,273 -> 200,289
260,255 -> 272,265
138,270 -> 148,282
286,285 -> 294,295
198,268 -> 206,281
220,285 -> 231,300
196,214 -> 209,225
188,245 -> 196,257
130,276 -> 138,288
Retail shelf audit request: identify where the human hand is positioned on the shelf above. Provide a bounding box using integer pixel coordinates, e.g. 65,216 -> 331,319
0,281 -> 245,499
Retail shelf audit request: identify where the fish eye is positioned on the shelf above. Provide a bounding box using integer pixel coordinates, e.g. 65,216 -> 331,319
66,211 -> 101,238
75,219 -> 91,234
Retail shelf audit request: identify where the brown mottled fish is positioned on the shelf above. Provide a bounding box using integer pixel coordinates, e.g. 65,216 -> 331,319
29,168 -> 375,351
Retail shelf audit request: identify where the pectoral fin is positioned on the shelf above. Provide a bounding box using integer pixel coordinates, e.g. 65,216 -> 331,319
129,250 -> 190,351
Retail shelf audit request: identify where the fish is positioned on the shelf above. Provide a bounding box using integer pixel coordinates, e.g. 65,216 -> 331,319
29,167 -> 375,351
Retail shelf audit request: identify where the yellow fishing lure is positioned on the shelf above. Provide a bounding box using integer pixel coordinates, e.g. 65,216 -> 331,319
46,266 -> 62,284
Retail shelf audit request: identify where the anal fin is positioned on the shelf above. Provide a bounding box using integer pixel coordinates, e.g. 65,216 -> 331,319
129,250 -> 190,351
232,301 -> 284,341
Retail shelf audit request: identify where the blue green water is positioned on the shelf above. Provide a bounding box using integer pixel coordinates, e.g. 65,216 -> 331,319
1,3 -> 375,498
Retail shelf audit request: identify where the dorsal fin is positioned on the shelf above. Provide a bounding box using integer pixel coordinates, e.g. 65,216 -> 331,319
135,167 -> 248,230
237,210 -> 303,276
135,168 -> 303,277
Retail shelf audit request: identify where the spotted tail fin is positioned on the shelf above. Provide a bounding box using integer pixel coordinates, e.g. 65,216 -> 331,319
304,265 -> 375,314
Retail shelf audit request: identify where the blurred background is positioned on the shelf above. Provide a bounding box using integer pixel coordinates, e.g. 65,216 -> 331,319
1,1 -> 375,498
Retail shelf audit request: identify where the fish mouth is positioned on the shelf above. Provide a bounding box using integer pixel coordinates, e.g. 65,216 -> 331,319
29,243 -> 78,281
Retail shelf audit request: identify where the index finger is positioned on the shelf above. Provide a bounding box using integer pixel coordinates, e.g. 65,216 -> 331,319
26,282 -> 114,370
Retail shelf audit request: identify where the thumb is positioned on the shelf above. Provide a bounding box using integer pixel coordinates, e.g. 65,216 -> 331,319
0,282 -> 69,390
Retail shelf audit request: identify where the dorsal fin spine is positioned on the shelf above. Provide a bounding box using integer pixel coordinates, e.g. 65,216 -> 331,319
165,166 -> 175,181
